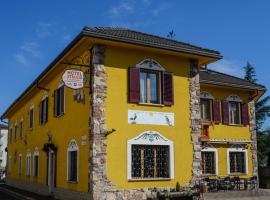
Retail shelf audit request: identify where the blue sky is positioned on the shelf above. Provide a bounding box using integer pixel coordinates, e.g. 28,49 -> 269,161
1,0 -> 270,127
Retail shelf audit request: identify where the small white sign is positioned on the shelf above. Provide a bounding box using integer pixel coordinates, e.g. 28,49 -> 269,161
128,110 -> 174,126
62,69 -> 85,89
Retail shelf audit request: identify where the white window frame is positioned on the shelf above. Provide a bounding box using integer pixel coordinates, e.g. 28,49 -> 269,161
201,147 -> 218,176
127,130 -> 174,180
227,94 -> 242,125
26,151 -> 31,176
67,139 -> 79,182
20,117 -> 23,140
29,105 -> 34,130
33,147 -> 39,177
227,147 -> 248,175
18,153 -> 22,176
40,94 -> 49,125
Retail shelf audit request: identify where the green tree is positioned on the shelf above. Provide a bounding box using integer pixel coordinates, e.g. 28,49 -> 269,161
244,62 -> 270,166
244,62 -> 257,83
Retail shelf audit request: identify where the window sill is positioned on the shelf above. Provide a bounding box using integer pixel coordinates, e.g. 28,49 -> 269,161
128,178 -> 171,182
228,124 -> 244,127
138,103 -> 164,107
54,113 -> 65,118
67,180 -> 78,184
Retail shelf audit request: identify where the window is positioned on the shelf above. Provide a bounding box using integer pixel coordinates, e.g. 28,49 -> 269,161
18,154 -> 22,176
14,124 -> 18,141
54,85 -> 65,117
229,102 -> 241,125
129,59 -> 174,106
39,96 -> 48,125
227,148 -> 248,174
127,131 -> 174,180
202,152 -> 215,174
131,145 -> 169,178
140,71 -> 160,104
201,98 -> 212,121
33,148 -> 39,177
19,120 -> 23,139
26,153 -> 31,176
29,107 -> 34,129
9,128 -> 12,144
67,140 -> 78,182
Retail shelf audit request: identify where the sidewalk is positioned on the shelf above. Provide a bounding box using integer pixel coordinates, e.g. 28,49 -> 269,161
0,183 -> 56,200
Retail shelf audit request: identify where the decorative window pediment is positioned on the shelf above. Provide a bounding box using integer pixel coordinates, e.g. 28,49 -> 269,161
68,139 -> 78,151
34,147 -> 39,156
127,131 -> 174,180
227,94 -> 242,102
136,59 -> 165,71
200,91 -> 214,99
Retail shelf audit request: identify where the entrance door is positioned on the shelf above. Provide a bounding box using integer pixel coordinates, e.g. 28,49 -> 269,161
48,150 -> 56,194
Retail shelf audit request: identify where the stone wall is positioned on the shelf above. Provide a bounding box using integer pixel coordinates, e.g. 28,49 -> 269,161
188,60 -> 202,186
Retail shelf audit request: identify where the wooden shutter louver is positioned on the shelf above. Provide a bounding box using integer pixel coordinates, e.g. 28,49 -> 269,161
163,72 -> 174,106
242,103 -> 249,125
222,100 -> 229,125
213,99 -> 221,124
129,68 -> 140,103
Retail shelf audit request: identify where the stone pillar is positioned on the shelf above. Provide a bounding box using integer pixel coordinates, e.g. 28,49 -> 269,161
189,60 -> 202,186
248,101 -> 258,180
89,45 -> 113,200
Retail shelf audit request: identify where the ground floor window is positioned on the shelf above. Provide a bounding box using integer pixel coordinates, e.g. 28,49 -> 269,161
18,154 -> 22,176
127,131 -> 174,180
132,145 -> 169,178
26,153 -> 31,176
33,148 -> 39,177
67,139 -> 78,182
202,151 -> 216,175
228,148 -> 248,174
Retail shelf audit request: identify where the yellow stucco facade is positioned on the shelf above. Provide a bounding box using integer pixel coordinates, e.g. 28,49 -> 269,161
2,28 -> 263,198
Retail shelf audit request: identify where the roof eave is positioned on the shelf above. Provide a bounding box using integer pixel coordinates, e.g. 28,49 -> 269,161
82,30 -> 223,60
200,80 -> 266,91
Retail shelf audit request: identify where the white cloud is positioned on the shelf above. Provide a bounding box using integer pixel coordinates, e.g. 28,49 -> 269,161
19,42 -> 41,58
15,53 -> 30,66
36,22 -> 54,38
151,3 -> 171,17
208,59 -> 245,78
109,1 -> 134,18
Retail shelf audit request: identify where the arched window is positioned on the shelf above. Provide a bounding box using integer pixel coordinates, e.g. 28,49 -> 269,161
33,147 -> 39,177
18,153 -> 22,176
127,131 -> 174,180
67,139 -> 79,182
26,150 -> 31,176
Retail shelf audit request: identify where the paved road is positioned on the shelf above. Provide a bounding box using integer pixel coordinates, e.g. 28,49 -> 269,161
204,189 -> 270,200
0,183 -> 55,200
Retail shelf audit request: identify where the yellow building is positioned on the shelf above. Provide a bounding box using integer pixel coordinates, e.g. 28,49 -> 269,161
0,27 -> 265,200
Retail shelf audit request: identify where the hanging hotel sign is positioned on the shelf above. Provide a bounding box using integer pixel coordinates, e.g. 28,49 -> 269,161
128,110 -> 174,126
62,69 -> 85,89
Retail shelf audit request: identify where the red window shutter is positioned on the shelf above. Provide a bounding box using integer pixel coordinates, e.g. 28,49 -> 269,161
242,103 -> 249,125
163,72 -> 174,106
129,68 -> 140,103
222,100 -> 229,125
213,99 -> 221,123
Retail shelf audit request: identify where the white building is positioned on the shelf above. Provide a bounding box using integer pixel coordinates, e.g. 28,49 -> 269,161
0,124 -> 8,179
